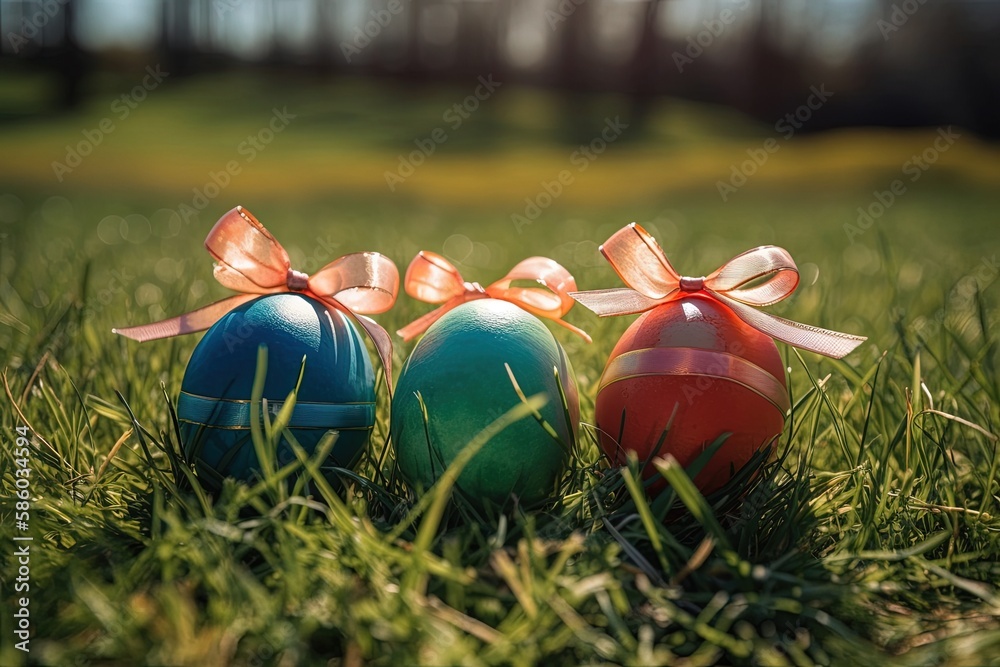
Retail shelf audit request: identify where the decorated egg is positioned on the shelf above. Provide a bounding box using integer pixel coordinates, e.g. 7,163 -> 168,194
572,223 -> 865,497
178,293 -> 375,491
391,299 -> 579,508
595,294 -> 788,494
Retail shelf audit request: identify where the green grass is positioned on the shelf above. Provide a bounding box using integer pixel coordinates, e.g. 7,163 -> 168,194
1,72 -> 999,666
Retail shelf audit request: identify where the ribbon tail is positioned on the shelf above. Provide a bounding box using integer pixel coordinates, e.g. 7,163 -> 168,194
112,294 -> 258,342
353,314 -> 394,395
395,306 -> 450,342
397,292 -> 478,342
569,288 -> 666,317
320,294 -> 395,393
549,317 -> 593,343
718,294 -> 867,359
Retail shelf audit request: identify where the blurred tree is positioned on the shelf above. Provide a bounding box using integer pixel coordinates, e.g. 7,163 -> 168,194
456,0 -> 502,80
311,0 -> 340,71
53,0 -> 87,109
0,0 -> 90,111
627,0 -> 668,134
740,0 -> 804,119
406,0 -> 428,79
161,0 -> 197,75
554,0 -> 599,143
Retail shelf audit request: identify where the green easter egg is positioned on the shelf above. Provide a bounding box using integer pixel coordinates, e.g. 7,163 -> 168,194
391,299 -> 579,508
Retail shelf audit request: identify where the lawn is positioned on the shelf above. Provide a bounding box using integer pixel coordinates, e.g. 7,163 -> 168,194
1,70 -> 999,666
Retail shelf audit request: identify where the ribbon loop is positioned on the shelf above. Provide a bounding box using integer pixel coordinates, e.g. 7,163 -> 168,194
570,222 -> 866,359
397,253 -> 591,343
403,251 -> 469,303
207,206 -> 291,292
309,252 -> 400,314
600,222 -> 681,300
704,245 -> 799,306
113,206 -> 400,385
487,256 -> 579,318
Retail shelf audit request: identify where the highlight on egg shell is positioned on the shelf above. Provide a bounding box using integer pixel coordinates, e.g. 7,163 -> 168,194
178,292 -> 376,492
391,299 -> 580,509
595,294 -> 788,496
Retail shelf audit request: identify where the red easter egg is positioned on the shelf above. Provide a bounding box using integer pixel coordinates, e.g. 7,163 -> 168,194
595,294 -> 788,495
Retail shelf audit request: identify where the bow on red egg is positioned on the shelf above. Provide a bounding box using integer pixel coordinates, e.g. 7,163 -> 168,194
114,206 -> 400,383
569,223 -> 866,359
396,251 -> 591,343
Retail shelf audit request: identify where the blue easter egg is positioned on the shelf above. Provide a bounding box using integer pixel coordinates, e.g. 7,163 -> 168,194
178,293 -> 375,491
391,299 -> 579,509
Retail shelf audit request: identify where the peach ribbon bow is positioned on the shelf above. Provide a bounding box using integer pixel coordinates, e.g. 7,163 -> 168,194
113,206 -> 400,382
569,223 -> 866,359
396,251 -> 591,342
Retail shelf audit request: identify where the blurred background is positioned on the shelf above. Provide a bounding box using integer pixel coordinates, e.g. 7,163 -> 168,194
1,0 -> 999,376
4,0 -> 1000,132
